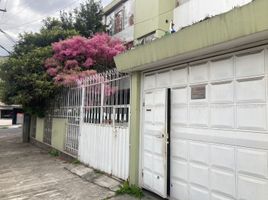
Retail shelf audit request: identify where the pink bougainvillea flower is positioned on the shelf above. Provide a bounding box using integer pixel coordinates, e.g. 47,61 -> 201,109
46,33 -> 126,86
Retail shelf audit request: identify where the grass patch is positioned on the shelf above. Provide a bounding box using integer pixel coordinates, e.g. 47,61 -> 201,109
116,181 -> 144,199
49,149 -> 59,157
72,159 -> 81,165
0,126 -> 8,129
94,169 -> 104,175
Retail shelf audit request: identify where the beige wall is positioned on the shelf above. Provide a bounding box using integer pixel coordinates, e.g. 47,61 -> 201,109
134,0 -> 176,39
35,118 -> 44,142
51,118 -> 67,151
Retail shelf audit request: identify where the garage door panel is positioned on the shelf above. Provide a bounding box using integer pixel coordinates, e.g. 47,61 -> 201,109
211,145 -> 235,171
157,71 -> 170,87
189,105 -> 209,126
189,142 -> 209,165
189,164 -> 209,188
211,169 -> 236,197
154,90 -> 166,105
153,155 -> 165,174
153,175 -> 166,197
171,67 -> 188,86
153,138 -> 164,155
237,148 -> 268,178
211,193 -> 234,200
236,104 -> 266,130
144,75 -> 156,90
210,57 -> 233,81
172,105 -> 188,125
144,152 -> 153,169
144,92 -> 154,105
210,82 -> 234,103
211,105 -> 235,128
235,51 -> 265,78
238,175 -> 268,200
170,181 -> 188,200
171,139 -> 188,160
190,186 -> 210,200
171,159 -> 188,181
144,108 -> 153,122
144,135 -> 153,152
172,87 -> 188,104
236,78 -> 266,102
189,63 -> 209,84
154,106 -> 166,123
143,170 -> 153,188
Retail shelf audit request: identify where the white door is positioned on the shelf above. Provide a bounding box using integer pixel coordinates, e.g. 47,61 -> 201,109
142,89 -> 168,198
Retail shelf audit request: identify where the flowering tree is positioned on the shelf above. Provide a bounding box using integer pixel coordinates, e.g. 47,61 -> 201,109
45,33 -> 125,85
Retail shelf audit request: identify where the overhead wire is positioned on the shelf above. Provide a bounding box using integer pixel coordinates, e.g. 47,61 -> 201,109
0,43 -> 11,54
0,28 -> 16,44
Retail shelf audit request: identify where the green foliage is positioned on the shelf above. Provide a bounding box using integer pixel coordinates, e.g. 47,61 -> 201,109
0,24 -> 78,117
60,0 -> 105,37
0,0 -> 105,116
72,159 -> 81,165
94,169 -> 104,175
49,149 -> 60,157
13,27 -> 78,57
116,181 -> 144,199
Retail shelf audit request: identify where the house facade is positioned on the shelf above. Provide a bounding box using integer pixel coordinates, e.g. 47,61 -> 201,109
103,0 -> 135,48
27,0 -> 268,199
115,0 -> 268,199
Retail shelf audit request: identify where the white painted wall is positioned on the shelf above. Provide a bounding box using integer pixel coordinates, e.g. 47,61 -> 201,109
113,25 -> 134,43
173,0 -> 253,30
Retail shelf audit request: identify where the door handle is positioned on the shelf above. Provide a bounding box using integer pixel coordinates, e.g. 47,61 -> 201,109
156,134 -> 164,138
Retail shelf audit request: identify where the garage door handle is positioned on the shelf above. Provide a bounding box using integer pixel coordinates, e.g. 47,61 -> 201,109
156,134 -> 164,138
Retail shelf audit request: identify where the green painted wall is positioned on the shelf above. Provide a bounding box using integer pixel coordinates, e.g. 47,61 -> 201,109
51,118 -> 67,151
35,118 -> 44,142
116,0 -> 268,72
129,72 -> 141,185
134,0 -> 175,39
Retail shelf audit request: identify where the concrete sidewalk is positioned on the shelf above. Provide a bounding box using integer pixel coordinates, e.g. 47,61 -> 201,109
0,128 -> 160,200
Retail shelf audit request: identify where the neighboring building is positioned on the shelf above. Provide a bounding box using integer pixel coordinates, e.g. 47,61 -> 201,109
0,57 -> 23,125
103,0 -> 176,46
103,0 -> 135,48
115,0 -> 268,199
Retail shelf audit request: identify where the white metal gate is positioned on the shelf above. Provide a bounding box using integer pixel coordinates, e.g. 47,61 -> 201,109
78,69 -> 130,180
65,87 -> 82,156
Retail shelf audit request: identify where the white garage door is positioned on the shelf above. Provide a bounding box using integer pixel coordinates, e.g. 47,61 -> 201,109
142,48 -> 268,200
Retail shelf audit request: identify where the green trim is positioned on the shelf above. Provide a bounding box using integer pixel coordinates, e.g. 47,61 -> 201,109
129,72 -> 141,185
115,0 -> 268,72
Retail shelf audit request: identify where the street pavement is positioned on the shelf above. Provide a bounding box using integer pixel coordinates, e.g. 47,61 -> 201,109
0,128 -> 160,200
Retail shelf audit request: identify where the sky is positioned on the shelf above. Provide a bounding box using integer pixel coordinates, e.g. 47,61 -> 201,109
0,0 -> 112,56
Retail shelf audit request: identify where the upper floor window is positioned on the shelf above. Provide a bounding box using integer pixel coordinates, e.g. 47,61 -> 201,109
114,10 -> 124,34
